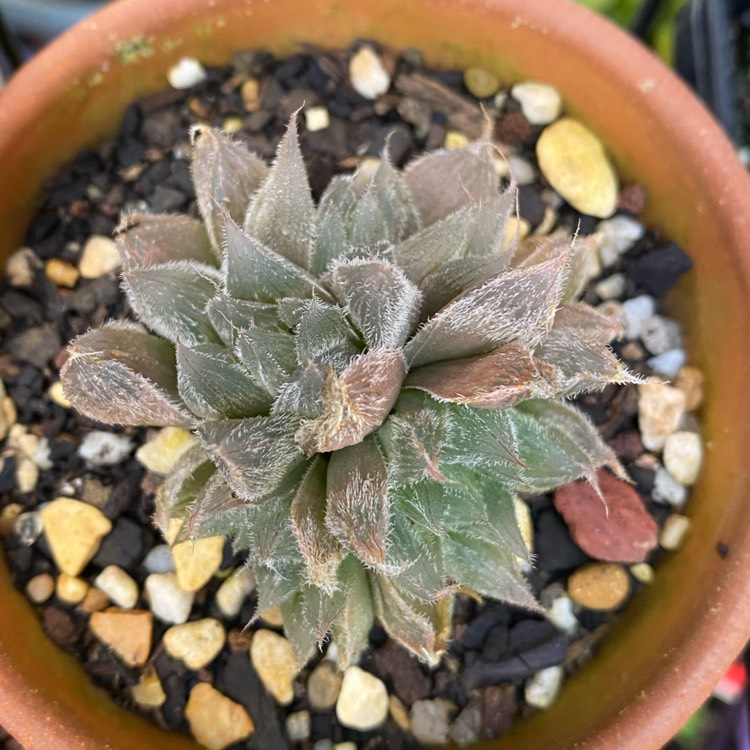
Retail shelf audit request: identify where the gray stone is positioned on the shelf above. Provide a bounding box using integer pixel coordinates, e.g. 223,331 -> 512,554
640,315 -> 682,355
652,466 -> 688,508
410,698 -> 455,746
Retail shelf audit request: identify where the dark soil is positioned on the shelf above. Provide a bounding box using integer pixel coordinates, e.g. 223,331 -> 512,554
0,43 -> 694,750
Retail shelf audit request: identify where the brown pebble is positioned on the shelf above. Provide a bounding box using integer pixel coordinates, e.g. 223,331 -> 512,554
675,366 -> 704,411
496,110 -> 531,145
42,606 -> 81,648
80,587 -> 110,614
568,563 -> 630,611
227,628 -> 253,652
607,430 -> 644,461
553,469 -> 658,563
480,684 -> 517,739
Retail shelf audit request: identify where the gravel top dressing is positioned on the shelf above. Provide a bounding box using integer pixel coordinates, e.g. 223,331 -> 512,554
0,43 -> 701,750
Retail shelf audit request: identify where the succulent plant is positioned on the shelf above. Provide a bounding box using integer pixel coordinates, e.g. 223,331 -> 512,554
61,116 -> 636,667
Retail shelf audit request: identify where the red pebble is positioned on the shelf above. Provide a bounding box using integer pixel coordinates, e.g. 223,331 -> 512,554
617,183 -> 647,215
553,469 -> 658,563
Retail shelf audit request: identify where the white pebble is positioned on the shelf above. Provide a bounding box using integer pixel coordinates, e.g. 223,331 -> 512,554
15,459 -> 39,494
78,235 -> 121,279
507,154 -> 536,186
167,57 -> 207,90
305,106 -> 330,132
286,711 -> 312,743
95,565 -> 139,609
660,514 -> 691,550
652,467 -> 688,508
6,248 -> 39,287
594,273 -> 626,300
647,349 -> 688,380
546,594 -> 579,635
630,563 -> 654,584
663,431 -> 703,486
410,698 -> 455,746
597,215 -> 645,256
622,295 -> 656,339
25,573 -> 55,604
143,544 -> 175,574
640,316 -> 682,355
336,666 -> 389,731
349,46 -> 390,100
78,431 -> 134,466
638,380 -> 687,451
524,665 -> 564,709
216,566 -> 255,619
511,81 -> 563,125
145,572 -> 194,624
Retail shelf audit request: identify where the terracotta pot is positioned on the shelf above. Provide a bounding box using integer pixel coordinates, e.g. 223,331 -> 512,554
1,1 -> 749,748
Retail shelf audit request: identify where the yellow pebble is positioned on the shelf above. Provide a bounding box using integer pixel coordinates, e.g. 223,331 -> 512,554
444,130 -> 470,150
45,258 -> 80,288
568,563 -> 630,611
536,117 -> 618,219
48,381 -> 72,409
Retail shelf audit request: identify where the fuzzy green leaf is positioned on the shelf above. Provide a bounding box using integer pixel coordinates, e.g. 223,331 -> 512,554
405,343 -> 557,409
198,415 -> 303,501
232,471 -> 305,568
516,233 -> 598,303
279,591 -> 320,666
254,563 -> 305,614
206,294 -> 281,347
443,406 -> 522,480
178,472 -> 243,542
509,399 -> 623,491
176,341 -> 270,419
441,532 -> 540,611
222,213 -> 330,303
243,116 -> 315,268
371,151 -> 421,242
378,407 -> 449,486
404,253 -> 567,368
418,255 -> 510,320
391,205 -> 476,284
326,439 -> 390,566
122,261 -> 221,346
403,141 -> 498,225
371,575 -> 450,666
536,304 -> 637,395
191,126 -> 269,252
61,322 -> 192,428
387,517 -> 450,600
272,361 -> 328,419
329,557 -> 375,668
295,348 -> 406,454
234,325 -> 297,397
154,446 -> 217,538
291,458 -> 344,592
332,259 -> 422,349
311,175 -> 359,276
293,298 -> 361,369
117,213 -> 216,270
441,466 -> 529,561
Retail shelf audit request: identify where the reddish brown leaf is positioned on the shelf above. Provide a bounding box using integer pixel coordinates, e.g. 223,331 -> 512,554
405,344 -> 557,409
295,348 -> 406,454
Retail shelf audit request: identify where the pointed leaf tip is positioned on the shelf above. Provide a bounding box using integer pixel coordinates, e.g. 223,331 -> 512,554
243,114 -> 315,269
